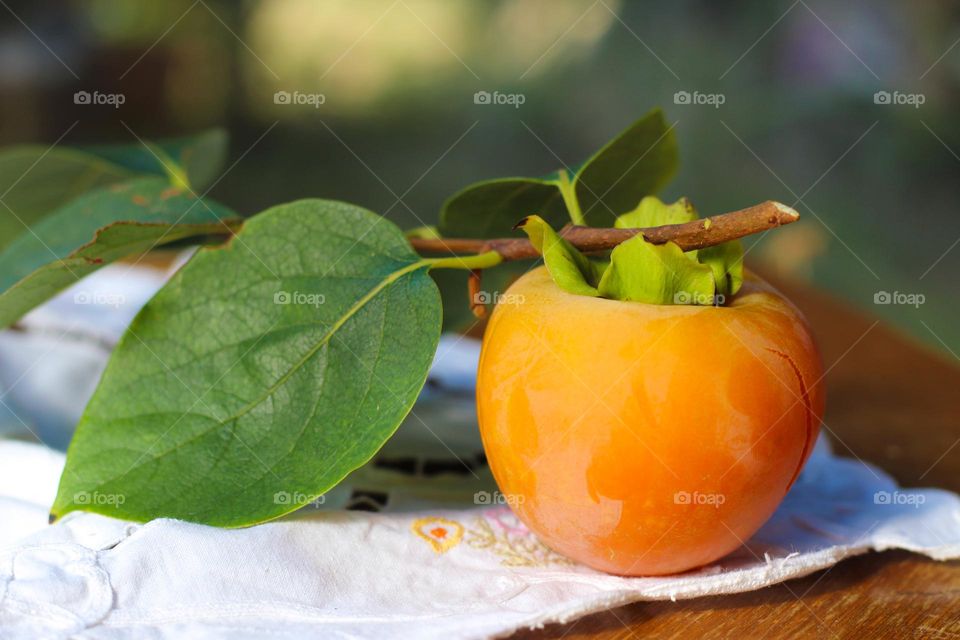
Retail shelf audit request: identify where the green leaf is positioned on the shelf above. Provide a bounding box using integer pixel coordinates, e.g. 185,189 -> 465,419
0,130 -> 229,251
439,177 -> 568,239
82,128 -> 229,190
0,177 -> 239,327
440,109 -> 678,237
572,108 -> 679,227
597,236 -> 715,305
614,195 -> 698,229
0,222 -> 236,328
52,199 -> 442,526
517,215 -> 601,296
0,147 -> 135,250
697,240 -> 744,298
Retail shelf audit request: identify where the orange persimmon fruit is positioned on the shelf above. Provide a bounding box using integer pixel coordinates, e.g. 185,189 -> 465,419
476,266 -> 824,576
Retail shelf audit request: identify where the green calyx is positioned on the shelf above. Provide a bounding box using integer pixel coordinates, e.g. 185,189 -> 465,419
518,196 -> 744,306
515,215 -> 602,296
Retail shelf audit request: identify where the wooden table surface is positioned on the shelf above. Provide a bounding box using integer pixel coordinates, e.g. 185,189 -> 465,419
518,275 -> 960,639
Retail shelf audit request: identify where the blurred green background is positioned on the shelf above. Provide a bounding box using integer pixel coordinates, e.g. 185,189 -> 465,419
0,0 -> 957,354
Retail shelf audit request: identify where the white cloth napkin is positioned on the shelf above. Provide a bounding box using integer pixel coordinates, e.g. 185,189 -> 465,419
1,266 -> 959,639
1,432 -> 959,640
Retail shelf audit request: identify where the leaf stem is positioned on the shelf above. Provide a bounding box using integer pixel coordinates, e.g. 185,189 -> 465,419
147,142 -> 191,191
426,250 -> 503,271
557,170 -> 585,226
411,201 -> 799,263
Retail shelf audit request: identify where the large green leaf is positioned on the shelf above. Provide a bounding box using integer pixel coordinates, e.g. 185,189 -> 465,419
575,109 -> 678,226
0,177 -> 239,327
438,177 -> 568,239
82,128 -> 228,191
0,147 -> 135,249
0,223 -> 238,328
52,199 -> 442,526
439,109 -> 677,237
0,129 -> 229,251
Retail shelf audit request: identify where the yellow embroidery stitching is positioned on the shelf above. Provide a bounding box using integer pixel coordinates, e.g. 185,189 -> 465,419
465,511 -> 574,568
411,517 -> 464,554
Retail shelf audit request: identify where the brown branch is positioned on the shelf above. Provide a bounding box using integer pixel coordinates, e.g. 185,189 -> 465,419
410,200 -> 799,262
467,270 -> 486,318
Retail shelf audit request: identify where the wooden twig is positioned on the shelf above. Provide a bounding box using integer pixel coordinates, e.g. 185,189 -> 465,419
467,269 -> 486,318
410,201 -> 799,261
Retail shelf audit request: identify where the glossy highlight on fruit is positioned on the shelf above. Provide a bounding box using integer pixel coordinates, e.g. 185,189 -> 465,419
476,267 -> 824,576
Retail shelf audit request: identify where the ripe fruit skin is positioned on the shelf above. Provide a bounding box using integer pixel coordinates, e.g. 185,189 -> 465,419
476,267 -> 824,576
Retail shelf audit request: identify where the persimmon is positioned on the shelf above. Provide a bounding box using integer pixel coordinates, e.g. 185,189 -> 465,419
476,266 -> 824,576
